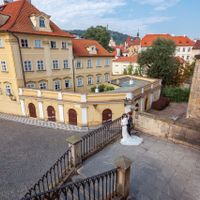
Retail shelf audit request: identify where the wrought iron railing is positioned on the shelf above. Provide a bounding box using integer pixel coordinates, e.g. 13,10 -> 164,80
81,118 -> 121,160
22,147 -> 73,199
22,168 -> 118,200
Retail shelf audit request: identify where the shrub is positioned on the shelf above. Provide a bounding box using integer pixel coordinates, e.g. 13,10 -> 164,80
162,87 -> 190,102
90,84 -> 115,93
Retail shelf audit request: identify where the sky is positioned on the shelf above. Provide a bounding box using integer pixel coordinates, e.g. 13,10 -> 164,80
1,0 -> 200,38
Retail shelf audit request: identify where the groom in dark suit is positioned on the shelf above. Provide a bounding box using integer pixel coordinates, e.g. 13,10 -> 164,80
127,112 -> 133,136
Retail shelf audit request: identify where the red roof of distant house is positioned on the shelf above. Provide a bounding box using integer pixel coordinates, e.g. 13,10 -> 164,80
125,36 -> 140,47
114,55 -> 138,63
193,40 -> 200,49
0,0 -> 73,38
141,34 -> 194,47
72,39 -> 114,57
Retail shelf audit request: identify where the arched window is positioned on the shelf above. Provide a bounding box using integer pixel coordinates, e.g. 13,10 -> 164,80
39,17 -> 45,28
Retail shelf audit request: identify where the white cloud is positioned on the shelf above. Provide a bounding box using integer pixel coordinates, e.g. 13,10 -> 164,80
31,0 -> 171,35
133,0 -> 181,10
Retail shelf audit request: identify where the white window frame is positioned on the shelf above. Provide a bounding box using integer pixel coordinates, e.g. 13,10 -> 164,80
77,77 -> 83,87
62,41 -> 68,49
182,47 -> 185,52
87,59 -> 92,68
96,58 -> 101,67
39,17 -> 45,28
52,60 -> 59,69
65,79 -> 71,88
54,80 -> 61,91
96,75 -> 101,83
87,76 -> 93,85
105,74 -> 110,82
105,59 -> 110,66
35,40 -> 42,48
76,60 -> 82,69
1,61 -> 7,72
21,39 -> 28,48
37,60 -> 45,71
188,47 -> 191,52
26,82 -> 35,88
24,61 -> 32,72
39,81 -> 47,89
50,41 -> 56,49
5,84 -> 12,96
63,60 -> 69,69
0,39 -> 4,48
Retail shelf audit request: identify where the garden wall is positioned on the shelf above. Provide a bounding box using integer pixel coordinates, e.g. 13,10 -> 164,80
135,112 -> 200,149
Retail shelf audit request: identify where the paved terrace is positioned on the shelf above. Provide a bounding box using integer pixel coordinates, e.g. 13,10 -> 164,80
0,119 -> 85,200
78,133 -> 200,200
1,118 -> 200,200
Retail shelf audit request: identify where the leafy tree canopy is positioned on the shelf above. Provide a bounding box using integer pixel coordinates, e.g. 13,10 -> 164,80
138,38 -> 179,86
84,26 -> 111,50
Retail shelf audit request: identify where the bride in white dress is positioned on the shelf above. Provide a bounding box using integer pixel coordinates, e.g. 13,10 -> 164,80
120,114 -> 143,146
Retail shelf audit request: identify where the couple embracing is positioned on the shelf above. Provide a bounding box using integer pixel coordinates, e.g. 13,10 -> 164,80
120,112 -> 143,146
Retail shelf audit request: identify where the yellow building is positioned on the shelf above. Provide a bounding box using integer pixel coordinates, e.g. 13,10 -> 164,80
0,0 -> 161,128
72,39 -> 113,93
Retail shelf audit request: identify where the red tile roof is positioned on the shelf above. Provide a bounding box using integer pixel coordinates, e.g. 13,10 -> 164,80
114,55 -> 138,63
72,39 -> 114,57
141,34 -> 194,47
193,40 -> 200,50
0,0 -> 73,38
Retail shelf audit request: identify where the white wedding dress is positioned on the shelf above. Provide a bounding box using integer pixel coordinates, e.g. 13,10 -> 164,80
120,117 -> 143,146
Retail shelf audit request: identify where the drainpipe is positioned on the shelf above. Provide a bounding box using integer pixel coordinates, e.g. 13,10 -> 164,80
72,57 -> 76,92
8,32 -> 26,87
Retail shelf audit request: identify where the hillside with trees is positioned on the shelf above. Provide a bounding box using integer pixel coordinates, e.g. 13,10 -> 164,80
67,29 -> 134,45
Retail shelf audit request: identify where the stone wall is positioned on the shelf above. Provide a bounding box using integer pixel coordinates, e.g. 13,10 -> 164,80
187,58 -> 200,119
135,112 -> 200,149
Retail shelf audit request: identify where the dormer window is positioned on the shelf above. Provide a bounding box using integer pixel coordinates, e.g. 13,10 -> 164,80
86,45 -> 97,55
39,17 -> 45,28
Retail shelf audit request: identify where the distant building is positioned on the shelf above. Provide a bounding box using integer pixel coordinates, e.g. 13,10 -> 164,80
112,55 -> 138,75
72,39 -> 114,92
108,37 -> 116,48
141,34 -> 195,62
192,40 -> 200,59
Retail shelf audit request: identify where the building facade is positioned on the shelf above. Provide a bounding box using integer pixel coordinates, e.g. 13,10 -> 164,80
141,34 -> 195,62
112,56 -> 138,75
72,39 -> 113,93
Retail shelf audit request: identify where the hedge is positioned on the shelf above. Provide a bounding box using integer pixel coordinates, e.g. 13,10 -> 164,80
162,87 -> 190,102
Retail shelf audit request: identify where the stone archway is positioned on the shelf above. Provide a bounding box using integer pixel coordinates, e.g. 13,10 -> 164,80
47,106 -> 56,122
102,109 -> 112,124
68,109 -> 77,125
28,103 -> 37,118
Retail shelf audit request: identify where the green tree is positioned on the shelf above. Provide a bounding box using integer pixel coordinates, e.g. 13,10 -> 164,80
127,64 -> 133,75
123,69 -> 128,75
138,38 -> 179,86
84,26 -> 111,50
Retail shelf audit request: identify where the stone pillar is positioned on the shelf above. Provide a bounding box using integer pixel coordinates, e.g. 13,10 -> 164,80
58,104 -> 64,123
150,84 -> 154,107
20,99 -> 26,116
140,88 -> 144,112
81,94 -> 88,127
38,101 -> 44,119
114,156 -> 132,199
66,135 -> 82,167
